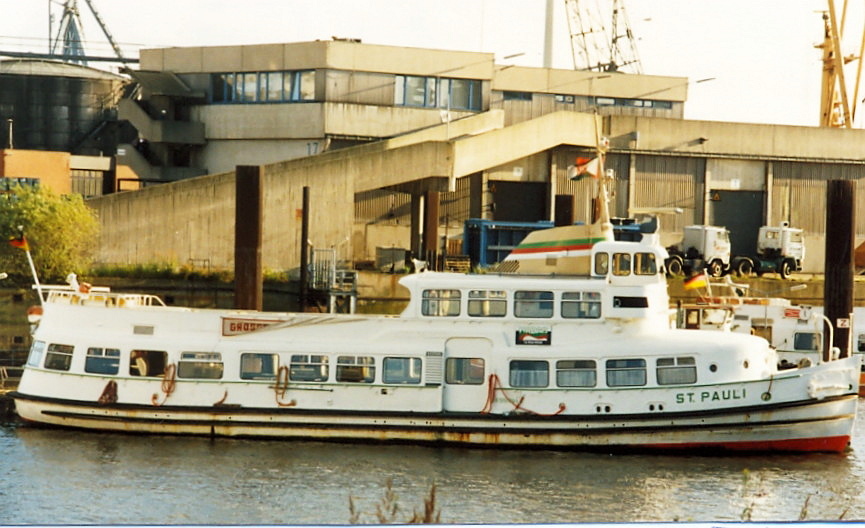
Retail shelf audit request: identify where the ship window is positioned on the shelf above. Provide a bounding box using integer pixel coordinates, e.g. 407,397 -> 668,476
178,352 -> 224,379
85,347 -> 120,375
26,340 -> 46,368
422,289 -> 461,316
634,252 -> 657,275
129,350 -> 167,377
556,360 -> 597,387
793,332 -> 821,351
561,292 -> 601,319
656,357 -> 697,385
858,334 -> 865,352
336,356 -> 375,383
45,343 -> 74,371
290,354 -> 329,382
445,358 -> 485,385
594,252 -> 609,275
383,357 -> 422,384
606,358 -> 646,386
612,253 -> 631,276
240,353 -> 279,380
467,290 -> 506,317
514,291 -> 553,318
510,360 -> 549,387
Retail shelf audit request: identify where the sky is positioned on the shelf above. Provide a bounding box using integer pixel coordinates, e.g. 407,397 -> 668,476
0,0 -> 860,128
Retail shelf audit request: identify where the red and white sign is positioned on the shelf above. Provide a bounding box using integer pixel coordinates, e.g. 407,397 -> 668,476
221,317 -> 283,336
783,308 -> 801,318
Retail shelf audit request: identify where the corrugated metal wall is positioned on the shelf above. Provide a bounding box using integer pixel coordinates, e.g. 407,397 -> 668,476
631,155 -> 704,233
772,161 -> 865,235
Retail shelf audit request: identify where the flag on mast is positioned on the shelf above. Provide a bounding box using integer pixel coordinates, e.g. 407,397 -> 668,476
568,157 -> 600,180
8,234 -> 29,251
683,272 -> 709,290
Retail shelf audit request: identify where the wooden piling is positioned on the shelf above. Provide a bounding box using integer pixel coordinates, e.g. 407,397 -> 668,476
299,186 -> 310,312
234,165 -> 263,311
823,179 -> 855,360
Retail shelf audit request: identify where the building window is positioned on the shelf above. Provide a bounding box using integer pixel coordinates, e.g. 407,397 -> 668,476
445,357 -> 485,385
503,91 -> 532,101
510,360 -> 549,388
71,169 -> 102,198
606,358 -> 646,387
178,352 -> 224,379
514,291 -> 553,318
210,70 -> 315,103
383,357 -> 422,384
45,343 -> 74,371
656,357 -> 697,385
467,290 -> 506,317
422,289 -> 461,316
290,354 -> 329,382
85,347 -> 120,375
395,75 -> 481,110
336,356 -> 375,383
555,94 -> 575,104
556,360 -> 596,387
561,292 -> 601,319
240,353 -> 279,380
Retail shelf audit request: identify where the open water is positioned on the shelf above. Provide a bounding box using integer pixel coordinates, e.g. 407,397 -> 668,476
2,406 -> 865,525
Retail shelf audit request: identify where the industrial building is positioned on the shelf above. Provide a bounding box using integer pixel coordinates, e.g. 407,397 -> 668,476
84,39 -> 865,277
1,39 -> 864,277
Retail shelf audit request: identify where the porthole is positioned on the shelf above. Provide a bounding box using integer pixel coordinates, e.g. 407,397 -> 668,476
743,360 -> 750,369
709,363 -> 718,372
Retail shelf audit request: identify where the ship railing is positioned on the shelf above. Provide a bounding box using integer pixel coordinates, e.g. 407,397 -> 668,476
38,285 -> 166,307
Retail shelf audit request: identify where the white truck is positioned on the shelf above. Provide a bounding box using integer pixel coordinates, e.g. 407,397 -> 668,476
731,222 -> 805,279
665,225 -> 731,277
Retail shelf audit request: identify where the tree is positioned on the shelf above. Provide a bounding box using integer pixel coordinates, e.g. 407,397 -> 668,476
0,185 -> 99,283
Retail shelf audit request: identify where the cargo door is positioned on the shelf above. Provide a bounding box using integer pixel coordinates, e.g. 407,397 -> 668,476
710,190 -> 764,257
443,337 -> 492,412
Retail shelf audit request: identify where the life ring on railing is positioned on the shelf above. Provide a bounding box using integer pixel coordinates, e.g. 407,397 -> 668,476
26,305 -> 43,324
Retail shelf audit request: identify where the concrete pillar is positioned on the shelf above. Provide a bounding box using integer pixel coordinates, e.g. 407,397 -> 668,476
234,165 -> 263,311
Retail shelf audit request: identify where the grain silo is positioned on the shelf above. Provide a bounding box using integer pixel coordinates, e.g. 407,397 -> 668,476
0,58 -> 129,155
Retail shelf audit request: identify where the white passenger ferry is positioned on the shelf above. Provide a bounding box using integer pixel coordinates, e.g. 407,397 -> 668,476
11,224 -> 861,452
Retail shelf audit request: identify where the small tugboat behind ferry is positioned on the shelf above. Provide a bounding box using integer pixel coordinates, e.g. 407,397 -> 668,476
10,217 -> 860,452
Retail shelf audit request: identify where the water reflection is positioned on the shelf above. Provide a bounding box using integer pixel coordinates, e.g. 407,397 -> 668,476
2,412 -> 865,524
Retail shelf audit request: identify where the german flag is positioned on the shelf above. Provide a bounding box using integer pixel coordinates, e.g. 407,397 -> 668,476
683,272 -> 708,290
8,234 -> 29,251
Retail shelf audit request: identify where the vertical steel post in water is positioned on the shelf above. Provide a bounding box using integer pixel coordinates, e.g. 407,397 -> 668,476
300,186 -> 310,312
234,165 -> 263,310
423,191 -> 439,267
823,179 -> 855,360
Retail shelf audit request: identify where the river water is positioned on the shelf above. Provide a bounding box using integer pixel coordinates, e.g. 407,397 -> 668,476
1,406 -> 865,525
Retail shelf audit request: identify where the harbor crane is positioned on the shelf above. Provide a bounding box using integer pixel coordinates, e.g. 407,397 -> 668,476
818,0 -> 865,127
563,0 -> 642,73
49,0 -> 131,65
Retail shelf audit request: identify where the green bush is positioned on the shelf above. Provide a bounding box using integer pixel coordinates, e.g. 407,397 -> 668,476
0,186 -> 99,283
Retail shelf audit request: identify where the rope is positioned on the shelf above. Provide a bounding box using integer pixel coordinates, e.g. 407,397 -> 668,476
274,365 -> 297,407
151,363 -> 177,406
481,373 -> 566,416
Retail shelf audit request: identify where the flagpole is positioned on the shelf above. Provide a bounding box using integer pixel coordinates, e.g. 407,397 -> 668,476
24,248 -> 43,305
